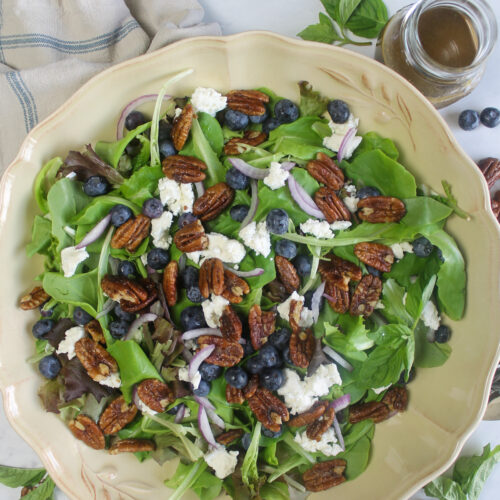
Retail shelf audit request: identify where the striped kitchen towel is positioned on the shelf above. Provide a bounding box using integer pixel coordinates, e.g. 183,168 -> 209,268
0,0 -> 220,171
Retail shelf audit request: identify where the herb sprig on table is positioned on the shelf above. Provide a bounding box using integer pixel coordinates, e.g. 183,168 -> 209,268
298,0 -> 389,46
0,465 -> 55,499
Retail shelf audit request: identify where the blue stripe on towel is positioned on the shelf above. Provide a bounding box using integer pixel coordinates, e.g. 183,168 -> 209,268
6,72 -> 30,132
6,71 -> 37,131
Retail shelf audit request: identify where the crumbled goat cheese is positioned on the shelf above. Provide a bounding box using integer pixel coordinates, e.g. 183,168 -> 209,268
150,211 -> 173,249
278,364 -> 342,415
202,294 -> 230,328
191,87 -> 227,116
421,300 -> 440,330
136,397 -> 158,416
372,384 -> 391,395
328,114 -> 359,135
344,183 -> 357,195
330,220 -> 352,231
277,291 -> 314,328
174,107 -> 182,119
343,195 -> 359,213
141,253 -> 149,266
56,326 -> 85,360
98,372 -> 121,388
61,246 -> 89,277
263,162 -> 289,190
374,300 -> 385,310
188,233 -> 246,264
294,428 -> 343,456
183,408 -> 191,419
322,114 -> 362,159
239,221 -> 271,257
204,446 -> 239,479
158,178 -> 194,215
63,225 -> 76,237
300,219 -> 334,239
390,242 -> 414,260
178,366 -> 201,390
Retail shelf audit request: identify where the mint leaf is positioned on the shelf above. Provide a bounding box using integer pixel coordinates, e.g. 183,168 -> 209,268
339,0 -> 363,25
0,465 -> 46,488
298,81 -> 329,117
346,0 -> 388,39
424,477 -> 467,500
298,13 -> 342,44
321,0 -> 341,21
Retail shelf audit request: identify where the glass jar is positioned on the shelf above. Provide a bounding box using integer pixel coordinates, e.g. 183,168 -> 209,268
381,0 -> 497,108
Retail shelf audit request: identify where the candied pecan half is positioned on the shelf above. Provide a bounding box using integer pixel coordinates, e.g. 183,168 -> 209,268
111,214 -> 151,252
219,305 -> 242,341
74,338 -> 118,382
162,154 -> 207,183
109,438 -> 156,454
225,89 -> 269,116
216,429 -> 244,446
288,401 -> 329,427
354,242 -> 395,273
163,261 -> 178,307
101,275 -> 148,304
99,396 -> 138,435
243,374 -> 259,400
221,269 -> 250,304
68,414 -> 105,450
85,319 -> 105,345
349,401 -> 390,424
226,384 -> 244,404
199,258 -> 225,298
173,219 -> 208,252
248,388 -> 289,432
319,255 -> 362,291
289,299 -> 303,332
349,274 -> 382,317
249,304 -> 276,350
491,191 -> 500,220
137,379 -> 173,413
382,386 -> 408,413
275,256 -> 300,294
171,103 -> 194,151
307,152 -> 344,190
478,157 -> 500,188
120,278 -> 158,313
289,329 -> 315,368
263,279 -> 288,303
324,280 -> 350,314
224,130 -> 267,155
357,196 -> 406,223
306,406 -> 335,441
303,459 -> 347,492
193,182 -> 234,221
19,286 -> 49,310
315,187 -> 351,223
198,335 -> 244,367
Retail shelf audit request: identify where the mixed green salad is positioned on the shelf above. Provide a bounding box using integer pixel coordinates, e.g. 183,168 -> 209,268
21,70 -> 466,499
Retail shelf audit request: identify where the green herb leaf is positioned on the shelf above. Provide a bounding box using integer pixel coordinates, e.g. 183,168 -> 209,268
26,216 -> 52,258
346,0 -> 389,39
241,422 -> 262,494
22,476 -> 56,500
339,0 -> 363,25
320,0 -> 341,21
0,465 -> 46,488
414,321 -> 452,368
260,481 -> 290,500
298,81 -> 329,117
353,131 -> 399,160
298,13 -> 342,44
34,157 -> 63,214
424,476 -> 467,500
165,459 -> 209,500
436,180 -> 472,220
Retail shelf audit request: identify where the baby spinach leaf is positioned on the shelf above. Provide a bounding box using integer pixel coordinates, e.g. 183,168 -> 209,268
401,197 -> 453,227
119,165 -> 163,205
267,455 -> 308,483
0,465 -> 46,488
130,135 -> 151,171
198,112 -> 224,155
165,460 -> 210,500
354,131 -> 399,160
241,422 -> 262,494
414,321 -> 451,368
324,325 -> 368,362
34,157 -> 63,213
385,252 -> 441,288
338,435 -> 372,480
380,279 -> 414,327
26,215 -> 52,257
298,81 -> 329,117
291,168 -> 320,197
260,481 -> 289,500
343,420 -> 374,448
343,149 -> 416,198
72,195 -> 140,225
257,87 -> 284,113
346,0 -> 388,38
298,12 -> 342,44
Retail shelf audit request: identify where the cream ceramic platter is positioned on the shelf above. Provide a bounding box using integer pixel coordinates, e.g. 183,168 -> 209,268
1,32 -> 499,500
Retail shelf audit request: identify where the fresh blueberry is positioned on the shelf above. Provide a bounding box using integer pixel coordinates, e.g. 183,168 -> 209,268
274,99 -> 299,123
261,368 -> 285,391
249,109 -> 269,124
181,266 -> 199,289
187,285 -> 205,303
262,426 -> 283,439
230,204 -> 250,222
110,204 -> 133,227
293,255 -> 312,277
275,240 -> 297,259
366,265 -> 381,277
125,111 -> 147,131
109,320 -> 130,339
266,208 -> 289,235
125,138 -> 142,156
259,344 -> 281,368
84,176 -> 109,197
216,110 -> 226,126
158,120 -> 173,141
225,109 -> 249,131
180,306 -> 207,330
199,362 -> 222,382
246,355 -> 265,375
262,117 -> 282,135
225,366 -> 248,389
147,248 -> 170,270
435,325 -> 451,343
282,346 -> 293,365
357,186 -> 381,199
458,109 -> 480,130
226,167 -> 250,190
73,307 -> 93,325
193,379 -> 211,396
242,340 -> 255,357
178,212 -> 197,228
268,327 -> 291,350
327,100 -> 350,124
159,139 -> 177,158
241,433 -> 252,450
480,107 -> 500,128
32,319 -> 55,339
114,303 -> 136,322
434,246 -> 445,262
39,355 -> 61,379
398,366 -> 416,385
412,236 -> 433,258
142,198 -> 164,219
117,260 -> 137,278
167,404 -> 181,415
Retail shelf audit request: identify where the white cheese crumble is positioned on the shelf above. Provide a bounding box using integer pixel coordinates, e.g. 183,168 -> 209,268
238,221 -> 271,257
421,300 -> 440,331
187,233 -> 246,264
174,107 -> 182,119
158,178 -> 194,215
343,195 -> 359,213
278,364 -> 342,415
300,219 -> 334,239
178,366 -> 201,390
277,291 -> 314,328
56,326 -> 85,360
183,408 -> 191,419
61,246 -> 89,277
191,87 -> 227,116
390,242 -> 414,260
328,113 -> 359,136
330,220 -> 352,231
136,396 -> 158,416
263,162 -> 289,190
204,446 -> 239,479
372,384 -> 391,395
150,211 -> 173,249
344,183 -> 357,195
294,428 -> 343,457
322,115 -> 362,159
202,294 -> 230,328
98,372 -> 121,388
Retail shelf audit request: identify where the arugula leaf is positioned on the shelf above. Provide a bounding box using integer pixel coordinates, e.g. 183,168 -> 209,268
260,481 -> 290,500
424,476 -> 467,500
118,165 -> 163,205
26,216 -> 52,257
241,422 -> 262,494
339,0 -> 363,25
34,157 -> 63,214
0,465 -> 46,488
298,12 -> 342,44
298,81 -> 329,116
436,180 -> 472,220
346,0 -> 389,38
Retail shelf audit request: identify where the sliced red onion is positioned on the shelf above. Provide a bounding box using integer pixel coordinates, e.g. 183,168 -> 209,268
240,179 -> 259,228
323,346 -> 354,372
281,161 -> 296,171
330,394 -> 351,412
96,298 -> 115,319
195,182 -> 205,197
229,158 -> 269,179
323,293 -> 335,302
287,176 -> 325,219
239,338 -> 247,345
222,263 -> 264,278
188,345 -> 215,380
125,313 -> 157,339
337,127 -> 357,163
206,407 -> 225,429
116,94 -> 170,140
194,395 -> 216,411
198,406 -> 218,447
310,282 -> 326,323
174,404 -> 186,423
75,214 -> 111,249
332,415 -> 345,451
181,328 -> 221,341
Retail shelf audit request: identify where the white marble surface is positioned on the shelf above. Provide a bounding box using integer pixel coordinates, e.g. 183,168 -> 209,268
1,0 -> 500,498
